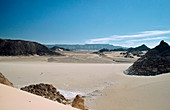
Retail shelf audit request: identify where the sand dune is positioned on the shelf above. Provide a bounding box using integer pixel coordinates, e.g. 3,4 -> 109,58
87,73 -> 170,110
0,83 -> 77,110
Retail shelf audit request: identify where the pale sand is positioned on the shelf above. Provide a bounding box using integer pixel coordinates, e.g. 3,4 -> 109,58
0,51 -> 139,63
0,61 -> 170,110
0,83 -> 77,110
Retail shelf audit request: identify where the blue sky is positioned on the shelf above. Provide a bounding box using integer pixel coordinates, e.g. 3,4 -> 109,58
0,0 -> 170,47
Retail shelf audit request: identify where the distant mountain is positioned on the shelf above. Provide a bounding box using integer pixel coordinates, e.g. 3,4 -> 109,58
128,44 -> 150,51
0,39 -> 61,56
46,44 -> 125,50
125,40 -> 170,76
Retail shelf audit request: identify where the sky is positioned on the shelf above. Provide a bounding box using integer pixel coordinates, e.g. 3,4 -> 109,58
0,0 -> 170,47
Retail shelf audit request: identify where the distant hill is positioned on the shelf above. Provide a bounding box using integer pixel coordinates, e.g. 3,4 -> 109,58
125,40 -> 170,76
128,44 -> 150,51
46,44 -> 125,50
0,39 -> 61,56
94,44 -> 150,53
94,44 -> 150,58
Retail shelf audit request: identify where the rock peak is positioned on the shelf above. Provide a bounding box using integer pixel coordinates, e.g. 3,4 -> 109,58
141,44 -> 146,46
159,40 -> 169,46
154,40 -> 169,51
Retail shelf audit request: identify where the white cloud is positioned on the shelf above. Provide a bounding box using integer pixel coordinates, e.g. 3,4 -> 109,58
86,30 -> 170,45
119,30 -> 170,38
129,36 -> 169,42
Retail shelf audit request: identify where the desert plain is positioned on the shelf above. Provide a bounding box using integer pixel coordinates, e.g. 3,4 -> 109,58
0,51 -> 170,110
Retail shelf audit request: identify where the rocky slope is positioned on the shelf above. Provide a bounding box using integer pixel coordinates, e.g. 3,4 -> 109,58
0,39 -> 61,56
21,83 -> 70,105
21,83 -> 87,110
125,40 -> 170,76
0,72 -> 14,87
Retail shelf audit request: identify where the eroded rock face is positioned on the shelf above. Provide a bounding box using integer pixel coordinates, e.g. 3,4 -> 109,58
126,40 -> 170,76
0,39 -> 62,56
72,95 -> 86,110
20,83 -> 71,105
0,72 -> 14,87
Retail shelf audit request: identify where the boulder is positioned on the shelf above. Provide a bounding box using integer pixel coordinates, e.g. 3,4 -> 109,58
72,95 -> 86,110
0,72 -> 14,87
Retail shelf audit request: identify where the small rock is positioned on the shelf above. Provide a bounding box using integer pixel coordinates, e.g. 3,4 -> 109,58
72,95 -> 86,110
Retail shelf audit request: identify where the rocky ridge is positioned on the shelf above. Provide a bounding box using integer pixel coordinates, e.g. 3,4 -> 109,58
21,83 -> 87,110
21,83 -> 71,105
125,40 -> 170,76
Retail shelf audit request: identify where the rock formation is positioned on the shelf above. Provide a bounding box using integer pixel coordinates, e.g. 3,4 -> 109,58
0,39 -> 62,56
0,72 -> 14,87
50,46 -> 71,51
125,40 -> 170,76
127,44 -> 150,51
121,44 -> 150,58
122,50 -> 144,58
20,83 -> 71,105
72,95 -> 86,110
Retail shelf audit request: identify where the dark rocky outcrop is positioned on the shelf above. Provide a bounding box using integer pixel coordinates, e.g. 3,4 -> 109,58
0,39 -> 62,56
20,83 -> 71,105
92,51 -> 105,56
50,46 -> 71,51
121,44 -> 149,58
0,72 -> 14,87
72,95 -> 86,110
99,48 -> 110,53
110,48 -> 127,51
125,40 -> 170,76
98,48 -> 127,53
127,44 -> 150,51
21,83 -> 88,109
121,50 -> 144,58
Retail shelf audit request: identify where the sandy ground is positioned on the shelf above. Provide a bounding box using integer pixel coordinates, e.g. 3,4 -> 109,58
0,51 -> 139,63
0,59 -> 170,110
0,83 -> 77,110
